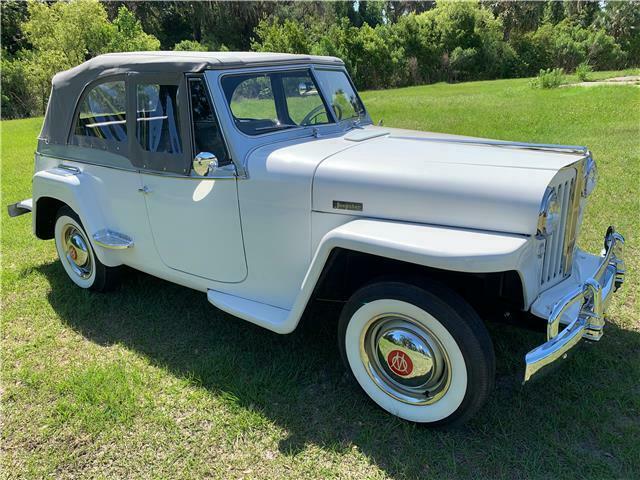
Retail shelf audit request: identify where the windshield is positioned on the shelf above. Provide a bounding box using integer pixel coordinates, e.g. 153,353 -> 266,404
313,69 -> 366,123
221,70 -> 332,135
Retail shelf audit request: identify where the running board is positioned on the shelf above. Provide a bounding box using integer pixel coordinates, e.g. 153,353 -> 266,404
207,290 -> 291,333
92,229 -> 134,249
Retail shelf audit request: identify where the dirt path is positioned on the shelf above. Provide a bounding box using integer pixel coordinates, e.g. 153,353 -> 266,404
568,75 -> 640,87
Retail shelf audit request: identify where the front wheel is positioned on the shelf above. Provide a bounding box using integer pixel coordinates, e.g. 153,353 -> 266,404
338,281 -> 495,426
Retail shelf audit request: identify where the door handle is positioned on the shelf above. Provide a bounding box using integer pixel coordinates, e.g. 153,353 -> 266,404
138,185 -> 152,194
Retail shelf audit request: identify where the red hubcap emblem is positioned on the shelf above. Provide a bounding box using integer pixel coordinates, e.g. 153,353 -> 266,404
387,350 -> 413,376
69,247 -> 77,261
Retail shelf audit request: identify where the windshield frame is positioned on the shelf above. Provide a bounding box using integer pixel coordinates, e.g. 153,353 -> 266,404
313,67 -> 369,127
218,65 -> 370,139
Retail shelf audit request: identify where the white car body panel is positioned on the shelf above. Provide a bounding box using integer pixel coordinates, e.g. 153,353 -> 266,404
32,158 -> 147,269
140,173 -> 247,283
313,127 -> 584,236
208,218 -> 538,333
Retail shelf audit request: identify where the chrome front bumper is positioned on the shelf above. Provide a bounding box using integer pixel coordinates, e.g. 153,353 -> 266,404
524,226 -> 625,383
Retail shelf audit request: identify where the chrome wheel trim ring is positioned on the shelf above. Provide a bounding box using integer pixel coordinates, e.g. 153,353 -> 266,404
61,224 -> 93,279
360,313 -> 452,406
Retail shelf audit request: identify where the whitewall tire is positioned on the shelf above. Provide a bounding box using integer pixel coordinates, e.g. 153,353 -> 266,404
54,207 -> 120,291
338,281 -> 495,426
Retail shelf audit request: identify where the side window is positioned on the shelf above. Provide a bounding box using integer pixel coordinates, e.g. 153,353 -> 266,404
221,70 -> 331,135
188,78 -> 230,166
282,74 -> 328,126
136,83 -> 182,155
74,81 -> 127,142
228,75 -> 278,132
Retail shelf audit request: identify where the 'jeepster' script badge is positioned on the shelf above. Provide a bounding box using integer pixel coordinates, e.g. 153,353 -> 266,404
332,200 -> 363,212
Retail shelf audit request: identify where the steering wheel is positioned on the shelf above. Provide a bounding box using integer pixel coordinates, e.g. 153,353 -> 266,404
332,103 -> 343,121
301,104 -> 328,126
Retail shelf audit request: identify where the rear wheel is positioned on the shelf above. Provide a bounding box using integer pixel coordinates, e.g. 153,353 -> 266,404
54,207 -> 120,291
338,281 -> 494,426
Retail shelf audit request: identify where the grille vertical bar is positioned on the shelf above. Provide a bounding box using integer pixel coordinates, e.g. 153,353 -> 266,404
540,169 -> 578,288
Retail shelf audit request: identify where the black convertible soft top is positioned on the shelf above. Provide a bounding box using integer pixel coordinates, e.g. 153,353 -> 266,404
39,51 -> 343,147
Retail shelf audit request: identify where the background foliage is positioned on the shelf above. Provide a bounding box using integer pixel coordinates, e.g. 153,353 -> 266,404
2,0 -> 639,118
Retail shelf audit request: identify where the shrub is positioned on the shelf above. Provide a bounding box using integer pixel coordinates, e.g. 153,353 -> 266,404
575,62 -> 593,81
252,18 -> 311,54
1,53 -> 40,119
530,67 -> 565,89
513,21 -> 626,75
173,40 -> 208,51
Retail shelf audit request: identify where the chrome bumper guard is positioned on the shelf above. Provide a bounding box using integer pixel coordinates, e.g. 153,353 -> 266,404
523,226 -> 625,383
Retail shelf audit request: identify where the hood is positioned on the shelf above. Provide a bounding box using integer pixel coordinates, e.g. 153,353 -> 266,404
312,127 -> 585,235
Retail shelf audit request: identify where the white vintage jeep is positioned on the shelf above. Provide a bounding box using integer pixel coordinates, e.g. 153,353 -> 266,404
9,52 -> 625,425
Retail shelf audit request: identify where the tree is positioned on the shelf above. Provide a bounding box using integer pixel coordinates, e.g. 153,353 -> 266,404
252,18 -> 311,54
385,1 -> 436,23
173,40 -> 209,51
108,6 -> 160,52
18,0 -> 160,115
481,1 -> 546,39
599,0 -> 640,65
1,0 -> 30,56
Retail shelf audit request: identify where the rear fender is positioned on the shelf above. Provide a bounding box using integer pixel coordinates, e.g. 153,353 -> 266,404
32,167 -> 120,267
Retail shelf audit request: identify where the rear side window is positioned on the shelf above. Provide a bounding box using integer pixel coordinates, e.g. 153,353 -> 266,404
74,81 -> 127,142
136,83 -> 182,155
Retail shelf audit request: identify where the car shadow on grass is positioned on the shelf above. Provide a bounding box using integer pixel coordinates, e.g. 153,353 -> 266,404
37,260 -> 639,478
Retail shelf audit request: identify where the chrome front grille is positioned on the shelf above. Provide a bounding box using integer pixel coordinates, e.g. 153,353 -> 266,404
541,168 -> 579,288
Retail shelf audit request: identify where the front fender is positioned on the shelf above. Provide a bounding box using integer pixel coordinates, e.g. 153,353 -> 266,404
207,219 -> 539,334
311,219 -> 533,274
300,218 -> 538,310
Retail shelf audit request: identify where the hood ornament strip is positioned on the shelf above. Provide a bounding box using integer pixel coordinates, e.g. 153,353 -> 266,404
389,136 -> 588,155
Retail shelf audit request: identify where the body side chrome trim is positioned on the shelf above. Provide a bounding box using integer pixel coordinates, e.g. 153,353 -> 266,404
37,152 -> 138,173
37,152 -> 243,180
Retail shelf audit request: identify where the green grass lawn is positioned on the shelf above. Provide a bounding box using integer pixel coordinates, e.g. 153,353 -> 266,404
2,73 -> 639,479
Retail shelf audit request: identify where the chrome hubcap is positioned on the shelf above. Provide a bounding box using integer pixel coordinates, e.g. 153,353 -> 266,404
360,314 -> 451,405
61,224 -> 92,279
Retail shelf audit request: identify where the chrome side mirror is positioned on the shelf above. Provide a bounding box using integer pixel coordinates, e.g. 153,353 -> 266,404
193,152 -> 218,177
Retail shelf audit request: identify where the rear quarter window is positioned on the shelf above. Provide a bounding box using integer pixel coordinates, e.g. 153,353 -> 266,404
74,81 -> 127,142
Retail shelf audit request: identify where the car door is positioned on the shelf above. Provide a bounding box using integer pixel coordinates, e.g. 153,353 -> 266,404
133,72 -> 247,283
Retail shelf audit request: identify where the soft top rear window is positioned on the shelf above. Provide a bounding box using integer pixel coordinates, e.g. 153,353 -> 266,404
74,80 -> 127,142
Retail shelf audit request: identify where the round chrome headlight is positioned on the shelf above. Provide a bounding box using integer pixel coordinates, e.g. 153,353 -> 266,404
538,187 -> 560,236
583,156 -> 597,197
